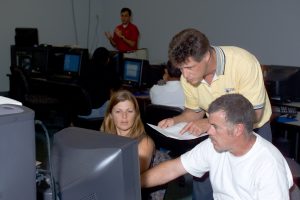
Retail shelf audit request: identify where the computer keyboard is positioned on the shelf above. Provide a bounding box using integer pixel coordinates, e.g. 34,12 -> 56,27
279,106 -> 297,118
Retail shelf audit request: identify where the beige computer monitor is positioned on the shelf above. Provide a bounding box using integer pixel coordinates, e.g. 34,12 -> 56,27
123,48 -> 148,60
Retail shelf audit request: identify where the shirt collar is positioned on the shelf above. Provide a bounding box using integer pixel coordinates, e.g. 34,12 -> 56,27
213,46 -> 226,76
201,46 -> 225,84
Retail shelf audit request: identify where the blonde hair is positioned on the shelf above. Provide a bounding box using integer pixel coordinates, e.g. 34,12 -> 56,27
100,90 -> 146,139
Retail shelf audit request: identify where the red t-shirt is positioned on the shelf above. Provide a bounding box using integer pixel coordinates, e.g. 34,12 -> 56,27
113,23 -> 139,52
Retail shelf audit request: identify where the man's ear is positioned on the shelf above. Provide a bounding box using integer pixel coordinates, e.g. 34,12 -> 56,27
234,123 -> 244,137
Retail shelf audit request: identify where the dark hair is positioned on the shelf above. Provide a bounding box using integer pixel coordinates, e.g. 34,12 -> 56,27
168,28 -> 210,67
166,60 -> 181,78
208,94 -> 255,133
92,47 -> 110,66
121,7 -> 132,16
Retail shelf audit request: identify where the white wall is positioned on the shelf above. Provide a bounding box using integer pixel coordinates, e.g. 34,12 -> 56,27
1,0 -> 300,92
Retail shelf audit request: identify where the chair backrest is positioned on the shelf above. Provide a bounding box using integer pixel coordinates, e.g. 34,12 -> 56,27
67,84 -> 92,116
9,66 -> 30,102
144,104 -> 183,125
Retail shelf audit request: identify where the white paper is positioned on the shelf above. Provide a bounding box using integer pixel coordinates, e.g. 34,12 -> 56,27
0,96 -> 22,105
147,122 -> 208,140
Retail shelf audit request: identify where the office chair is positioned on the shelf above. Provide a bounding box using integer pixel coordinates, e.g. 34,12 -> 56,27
144,104 -> 198,196
71,86 -> 104,131
144,104 -> 207,157
9,66 -> 63,124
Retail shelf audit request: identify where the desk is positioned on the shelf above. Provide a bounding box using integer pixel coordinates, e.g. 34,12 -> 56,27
276,112 -> 300,162
282,102 -> 300,109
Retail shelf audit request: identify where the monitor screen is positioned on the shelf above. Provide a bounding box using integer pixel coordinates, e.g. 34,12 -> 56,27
122,58 -> 143,88
63,54 -> 81,74
47,47 -> 70,75
47,127 -> 141,200
47,47 -> 88,77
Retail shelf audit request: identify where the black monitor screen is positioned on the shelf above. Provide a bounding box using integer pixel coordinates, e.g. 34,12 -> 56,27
123,59 -> 143,87
63,54 -> 81,74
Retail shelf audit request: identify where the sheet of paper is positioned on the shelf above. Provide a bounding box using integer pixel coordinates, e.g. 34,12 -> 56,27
147,122 -> 208,140
36,161 -> 42,166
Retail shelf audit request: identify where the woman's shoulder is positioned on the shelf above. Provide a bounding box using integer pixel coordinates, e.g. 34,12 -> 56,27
140,135 -> 155,145
139,135 -> 155,151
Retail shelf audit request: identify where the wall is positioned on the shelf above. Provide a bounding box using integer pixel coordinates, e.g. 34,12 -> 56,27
1,0 -> 300,92
99,0 -> 300,66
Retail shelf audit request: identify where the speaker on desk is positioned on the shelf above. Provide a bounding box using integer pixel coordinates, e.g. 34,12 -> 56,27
0,104 -> 36,200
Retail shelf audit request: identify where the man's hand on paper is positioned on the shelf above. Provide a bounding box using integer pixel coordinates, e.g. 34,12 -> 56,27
147,123 -> 202,140
158,117 -> 210,137
179,118 -> 210,136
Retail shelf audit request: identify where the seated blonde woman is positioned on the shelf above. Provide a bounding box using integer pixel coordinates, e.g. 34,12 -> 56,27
100,90 -> 155,173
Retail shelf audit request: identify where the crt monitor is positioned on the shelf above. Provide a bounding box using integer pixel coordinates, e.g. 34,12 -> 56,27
47,47 -> 70,75
122,58 -> 145,89
0,104 -> 36,200
264,65 -> 300,102
63,54 -> 81,75
46,127 -> 141,200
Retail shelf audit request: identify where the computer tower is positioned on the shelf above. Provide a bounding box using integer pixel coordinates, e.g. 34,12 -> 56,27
0,104 -> 36,200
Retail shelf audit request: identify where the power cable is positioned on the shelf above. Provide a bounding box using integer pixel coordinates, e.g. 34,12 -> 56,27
71,0 -> 79,45
35,120 -> 59,200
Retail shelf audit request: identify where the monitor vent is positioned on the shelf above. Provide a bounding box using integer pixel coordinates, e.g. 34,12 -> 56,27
80,193 -> 98,200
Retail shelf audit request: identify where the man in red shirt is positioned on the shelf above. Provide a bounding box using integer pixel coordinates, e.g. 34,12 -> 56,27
105,8 -> 139,52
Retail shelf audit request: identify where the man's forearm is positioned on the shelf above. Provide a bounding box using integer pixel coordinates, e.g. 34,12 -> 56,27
109,37 -> 116,47
121,35 -> 135,47
141,158 -> 186,188
173,109 -> 204,124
